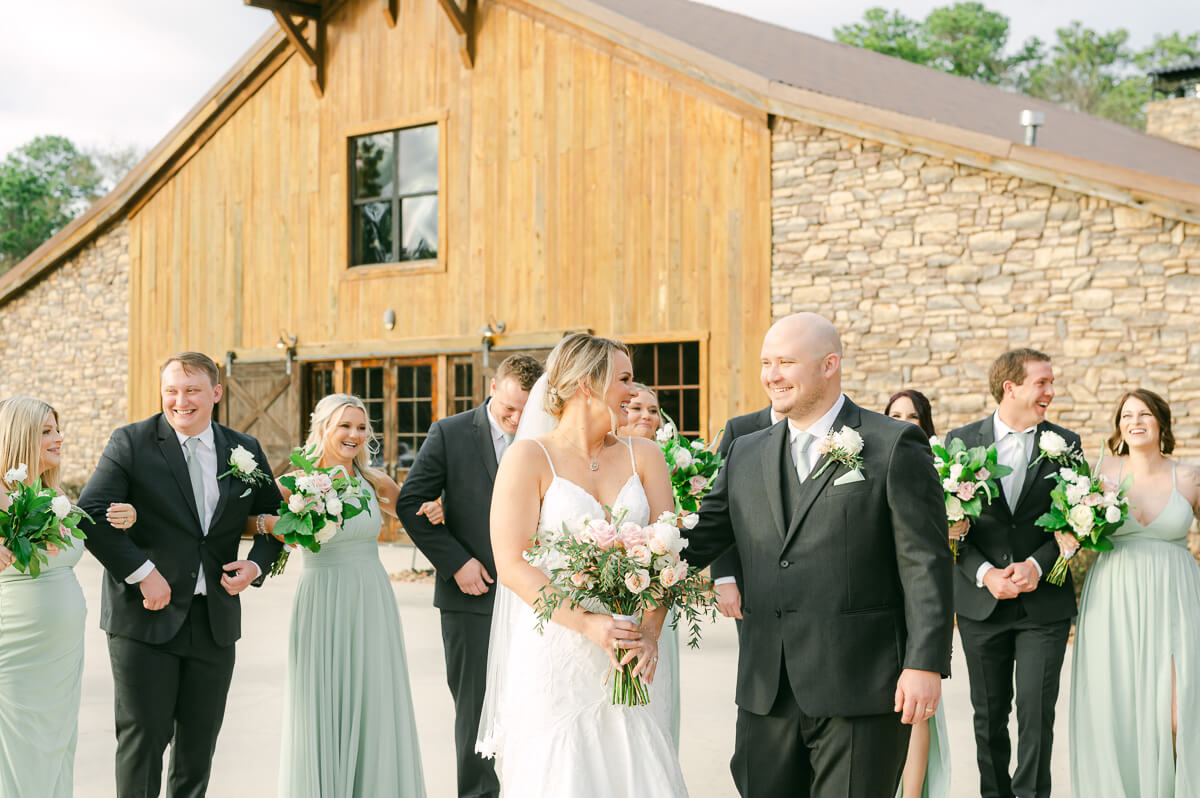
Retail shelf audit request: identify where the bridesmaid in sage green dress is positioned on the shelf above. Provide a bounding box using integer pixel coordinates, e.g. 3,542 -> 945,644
1069,389 -> 1200,797
0,396 -> 136,798
274,393 -> 425,798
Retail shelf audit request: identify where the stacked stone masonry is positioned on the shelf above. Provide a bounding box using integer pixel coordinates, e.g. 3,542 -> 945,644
0,222 -> 129,490
771,119 -> 1200,554
1147,97 -> 1200,150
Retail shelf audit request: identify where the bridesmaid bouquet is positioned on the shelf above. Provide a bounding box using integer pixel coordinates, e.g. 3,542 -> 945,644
655,413 -> 723,513
526,509 -> 717,706
1034,453 -> 1132,585
267,448 -> 371,576
0,464 -> 91,577
929,437 -> 1013,558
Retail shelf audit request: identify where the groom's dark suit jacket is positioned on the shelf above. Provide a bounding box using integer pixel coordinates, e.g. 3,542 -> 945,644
688,398 -> 954,717
79,414 -> 283,647
709,406 -> 773,589
946,418 -> 1079,623
396,402 -> 499,615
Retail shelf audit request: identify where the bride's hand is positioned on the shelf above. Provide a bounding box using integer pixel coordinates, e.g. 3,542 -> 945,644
583,614 -> 642,670
627,632 -> 660,684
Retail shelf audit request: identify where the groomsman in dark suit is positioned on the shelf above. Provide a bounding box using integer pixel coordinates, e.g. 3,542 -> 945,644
79,352 -> 283,798
711,405 -> 774,631
396,354 -> 543,798
687,313 -> 954,798
947,349 -> 1079,798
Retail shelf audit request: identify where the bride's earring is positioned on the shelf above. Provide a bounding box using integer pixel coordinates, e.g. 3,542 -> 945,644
586,396 -> 591,406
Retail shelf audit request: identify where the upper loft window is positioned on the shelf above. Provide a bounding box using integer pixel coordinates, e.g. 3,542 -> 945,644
350,124 -> 438,266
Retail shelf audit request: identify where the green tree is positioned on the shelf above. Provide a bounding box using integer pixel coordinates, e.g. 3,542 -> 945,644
0,136 -> 102,273
923,2 -> 1033,84
834,8 -> 928,64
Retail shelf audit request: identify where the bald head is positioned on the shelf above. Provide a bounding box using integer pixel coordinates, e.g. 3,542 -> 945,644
760,312 -> 843,425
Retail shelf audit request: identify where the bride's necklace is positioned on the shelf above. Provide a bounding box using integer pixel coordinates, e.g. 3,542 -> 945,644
558,434 -> 606,471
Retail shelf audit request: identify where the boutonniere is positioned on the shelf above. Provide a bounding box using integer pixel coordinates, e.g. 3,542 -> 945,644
218,445 -> 271,497
812,426 -> 864,478
1031,430 -> 1083,469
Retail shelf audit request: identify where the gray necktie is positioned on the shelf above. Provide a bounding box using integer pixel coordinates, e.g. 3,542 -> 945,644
183,437 -> 207,530
1005,430 -> 1028,512
498,432 -> 514,461
792,431 -> 815,483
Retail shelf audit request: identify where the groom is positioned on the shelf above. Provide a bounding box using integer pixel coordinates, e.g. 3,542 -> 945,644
947,348 -> 1078,798
80,352 -> 283,798
687,313 -> 954,798
396,353 -> 543,798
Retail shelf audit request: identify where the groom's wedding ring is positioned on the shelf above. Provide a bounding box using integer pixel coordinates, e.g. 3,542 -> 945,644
923,706 -> 935,715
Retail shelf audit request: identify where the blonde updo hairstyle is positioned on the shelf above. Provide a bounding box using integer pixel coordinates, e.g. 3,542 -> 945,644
0,396 -> 61,490
304,393 -> 389,502
543,333 -> 630,419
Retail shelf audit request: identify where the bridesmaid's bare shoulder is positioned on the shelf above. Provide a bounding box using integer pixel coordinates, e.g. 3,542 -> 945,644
1173,461 -> 1200,511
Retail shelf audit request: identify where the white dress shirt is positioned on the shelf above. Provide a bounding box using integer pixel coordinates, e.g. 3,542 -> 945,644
125,424 -> 238,594
787,394 -> 846,479
973,411 -> 1043,587
486,400 -> 511,463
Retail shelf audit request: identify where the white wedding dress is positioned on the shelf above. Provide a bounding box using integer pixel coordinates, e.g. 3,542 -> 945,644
476,425 -> 687,796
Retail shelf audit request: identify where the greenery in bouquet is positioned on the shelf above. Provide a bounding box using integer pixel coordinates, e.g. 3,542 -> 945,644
526,509 -> 717,706
1035,451 -> 1131,586
928,436 -> 1012,558
654,412 -> 723,513
0,464 -> 91,577
268,448 -> 370,576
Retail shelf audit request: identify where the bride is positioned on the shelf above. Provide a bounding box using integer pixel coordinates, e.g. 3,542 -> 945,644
476,333 -> 688,796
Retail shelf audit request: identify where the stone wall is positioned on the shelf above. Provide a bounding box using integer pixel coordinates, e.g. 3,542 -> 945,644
0,222 -> 129,490
771,118 -> 1200,461
1147,97 -> 1200,149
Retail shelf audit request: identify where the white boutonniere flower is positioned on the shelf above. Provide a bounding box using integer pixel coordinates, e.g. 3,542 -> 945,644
1032,430 -> 1082,468
812,426 -> 865,478
218,444 -> 271,497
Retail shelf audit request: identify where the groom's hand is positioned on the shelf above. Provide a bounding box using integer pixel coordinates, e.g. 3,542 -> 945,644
221,560 -> 260,595
894,668 -> 941,725
140,569 -> 172,611
454,557 -> 494,595
982,568 -> 1021,600
715,582 -> 742,619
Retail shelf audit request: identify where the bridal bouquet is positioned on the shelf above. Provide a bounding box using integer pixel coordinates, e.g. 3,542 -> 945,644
267,449 -> 371,575
527,509 -> 717,706
1035,453 -> 1131,585
929,437 -> 1012,558
0,464 -> 91,577
655,413 -> 723,513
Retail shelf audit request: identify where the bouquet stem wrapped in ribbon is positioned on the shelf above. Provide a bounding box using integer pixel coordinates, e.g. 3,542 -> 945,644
0,464 -> 91,578
266,448 -> 371,575
928,437 -> 1011,559
526,509 -> 716,707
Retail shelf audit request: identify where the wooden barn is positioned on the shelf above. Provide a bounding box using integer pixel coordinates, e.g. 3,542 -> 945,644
3,0 -> 1199,543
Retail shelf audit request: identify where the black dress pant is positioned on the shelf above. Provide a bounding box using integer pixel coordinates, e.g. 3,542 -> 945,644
107,597 -> 236,798
440,610 -> 499,798
731,658 -> 909,798
957,600 -> 1071,798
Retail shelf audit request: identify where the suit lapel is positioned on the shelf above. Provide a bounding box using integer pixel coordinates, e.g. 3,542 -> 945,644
155,415 -> 203,534
474,403 -> 499,483
759,421 -> 789,540
1012,423 -> 1049,513
781,399 -> 861,551
211,423 -> 235,526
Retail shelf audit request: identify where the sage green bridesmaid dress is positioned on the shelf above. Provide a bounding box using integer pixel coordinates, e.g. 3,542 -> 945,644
0,537 -> 86,797
278,478 -> 426,797
1070,463 -> 1200,797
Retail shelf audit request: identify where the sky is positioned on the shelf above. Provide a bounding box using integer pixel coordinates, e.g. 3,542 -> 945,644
1,0 -> 1198,161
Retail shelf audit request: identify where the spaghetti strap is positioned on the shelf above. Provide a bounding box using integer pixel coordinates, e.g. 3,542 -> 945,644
1171,460 -> 1178,488
531,439 -> 558,478
623,436 -> 638,478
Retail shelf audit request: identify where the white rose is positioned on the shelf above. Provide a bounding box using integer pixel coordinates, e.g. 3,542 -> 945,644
1102,491 -> 1119,507
690,440 -> 705,451
1065,483 -> 1089,506
4,463 -> 28,484
945,495 -> 965,522
229,445 -> 257,474
674,448 -> 694,470
655,423 -> 676,443
313,473 -> 334,493
651,522 -> 685,554
1039,431 -> 1068,457
294,476 -> 314,495
1105,505 -> 1122,524
314,523 -> 339,544
1059,468 -> 1078,482
949,463 -> 964,482
1068,504 -> 1094,534
628,544 -> 654,567
287,493 -> 310,514
624,569 -> 651,594
929,435 -> 941,448
942,477 -> 959,493
51,495 -> 72,519
834,427 -> 864,455
325,495 -> 343,516
682,512 -> 699,530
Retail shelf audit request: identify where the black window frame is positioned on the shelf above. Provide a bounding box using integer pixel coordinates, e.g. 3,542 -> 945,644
348,123 -> 439,267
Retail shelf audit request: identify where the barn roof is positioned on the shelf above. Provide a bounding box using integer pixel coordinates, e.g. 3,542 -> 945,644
2,0 -> 1198,307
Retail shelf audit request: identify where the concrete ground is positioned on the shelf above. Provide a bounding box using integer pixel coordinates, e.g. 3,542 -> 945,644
73,544 -> 1071,797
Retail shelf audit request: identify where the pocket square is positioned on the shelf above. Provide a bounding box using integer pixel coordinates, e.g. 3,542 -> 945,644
833,469 -> 865,486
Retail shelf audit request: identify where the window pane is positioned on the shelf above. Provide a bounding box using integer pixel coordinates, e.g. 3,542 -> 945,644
658,389 -> 683,431
353,133 -> 394,199
681,342 -> 700,385
400,196 -> 437,261
398,125 -> 438,194
681,388 -> 701,434
658,344 -> 681,385
630,346 -> 655,386
353,201 -> 393,265
349,367 -> 385,467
